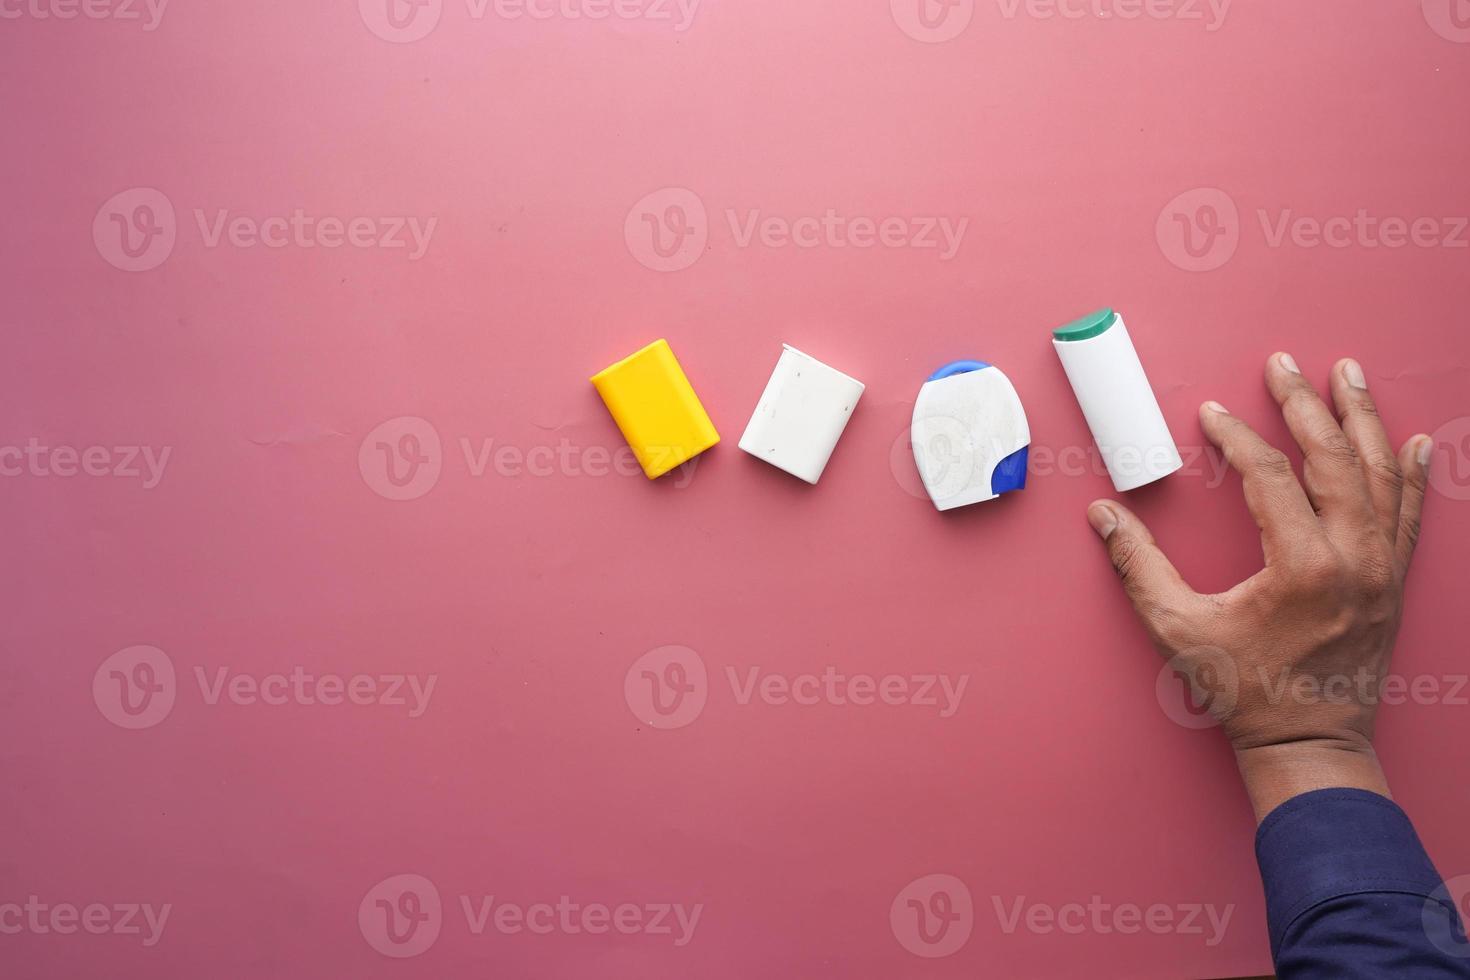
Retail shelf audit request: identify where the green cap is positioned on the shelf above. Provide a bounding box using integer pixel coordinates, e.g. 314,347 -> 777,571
1053,308 -> 1117,342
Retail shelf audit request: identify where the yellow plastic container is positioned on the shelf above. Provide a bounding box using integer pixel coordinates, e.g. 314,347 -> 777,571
590,339 -> 720,479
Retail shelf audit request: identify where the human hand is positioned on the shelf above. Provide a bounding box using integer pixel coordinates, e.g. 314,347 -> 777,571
1087,354 -> 1434,821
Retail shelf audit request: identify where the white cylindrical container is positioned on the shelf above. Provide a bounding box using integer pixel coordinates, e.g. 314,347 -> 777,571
1052,309 -> 1182,492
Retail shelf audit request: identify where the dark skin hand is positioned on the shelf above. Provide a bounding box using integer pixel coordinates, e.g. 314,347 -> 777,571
1087,354 -> 1434,822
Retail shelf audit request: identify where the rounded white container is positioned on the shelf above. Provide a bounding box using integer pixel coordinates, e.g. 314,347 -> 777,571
1052,309 -> 1182,493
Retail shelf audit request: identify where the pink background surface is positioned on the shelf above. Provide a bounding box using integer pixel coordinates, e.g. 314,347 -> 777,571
4,1 -> 1470,977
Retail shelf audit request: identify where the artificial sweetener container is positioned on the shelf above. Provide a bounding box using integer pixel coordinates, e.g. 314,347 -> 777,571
911,360 -> 1031,511
1052,309 -> 1182,493
738,345 -> 865,485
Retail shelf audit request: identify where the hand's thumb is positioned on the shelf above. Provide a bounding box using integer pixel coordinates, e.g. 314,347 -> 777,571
1087,500 -> 1197,628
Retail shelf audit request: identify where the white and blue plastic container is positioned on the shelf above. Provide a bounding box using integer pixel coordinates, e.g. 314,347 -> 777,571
911,361 -> 1031,511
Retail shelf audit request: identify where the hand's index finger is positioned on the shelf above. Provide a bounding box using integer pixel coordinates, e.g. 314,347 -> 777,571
1198,400 -> 1325,568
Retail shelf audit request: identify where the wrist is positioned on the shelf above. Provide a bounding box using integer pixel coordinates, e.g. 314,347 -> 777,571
1234,738 -> 1390,824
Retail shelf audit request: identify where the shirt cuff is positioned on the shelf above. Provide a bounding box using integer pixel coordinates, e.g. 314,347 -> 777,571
1255,788 -> 1451,957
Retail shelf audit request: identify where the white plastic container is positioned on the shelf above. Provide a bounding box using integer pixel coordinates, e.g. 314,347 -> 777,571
738,345 -> 865,484
1052,309 -> 1182,493
911,361 -> 1031,511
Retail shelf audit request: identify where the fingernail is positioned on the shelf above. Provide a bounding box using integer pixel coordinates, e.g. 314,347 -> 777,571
1417,436 -> 1433,469
1202,400 -> 1228,414
1343,359 -> 1368,390
1087,503 -> 1119,540
1278,353 -> 1300,374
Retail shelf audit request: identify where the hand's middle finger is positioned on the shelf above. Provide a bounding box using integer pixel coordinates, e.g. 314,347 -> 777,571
1329,358 -> 1404,538
1264,352 -> 1374,527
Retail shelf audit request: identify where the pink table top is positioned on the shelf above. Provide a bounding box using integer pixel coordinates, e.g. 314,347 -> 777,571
3,1 -> 1469,976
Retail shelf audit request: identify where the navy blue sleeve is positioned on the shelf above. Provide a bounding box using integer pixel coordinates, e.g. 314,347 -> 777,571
1256,788 -> 1470,978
